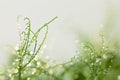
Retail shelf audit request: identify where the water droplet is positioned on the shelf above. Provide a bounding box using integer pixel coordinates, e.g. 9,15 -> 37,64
96,58 -> 101,63
118,75 -> 120,80
27,77 -> 30,80
109,65 -> 112,68
23,71 -> 27,74
91,63 -> 94,66
34,55 -> 39,61
10,77 -> 14,80
15,44 -> 19,51
49,69 -> 53,75
32,68 -> 36,74
30,51 -> 33,54
14,69 -> 18,73
103,54 -> 107,59
85,59 -> 88,63
15,59 -> 19,62
9,74 -> 12,77
37,62 -> 41,66
12,62 -> 15,65
70,62 -> 73,65
27,63 -> 31,67
102,47 -> 105,49
91,53 -> 94,55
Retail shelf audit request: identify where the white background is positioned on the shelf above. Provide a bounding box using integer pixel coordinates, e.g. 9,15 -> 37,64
0,0 -> 120,67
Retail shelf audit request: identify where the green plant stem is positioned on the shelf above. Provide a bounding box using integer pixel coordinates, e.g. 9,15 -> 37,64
18,58 -> 22,80
23,26 -> 48,68
22,17 -> 58,69
17,16 -> 58,80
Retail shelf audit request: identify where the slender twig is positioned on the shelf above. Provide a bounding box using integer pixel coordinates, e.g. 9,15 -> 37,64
23,26 -> 48,68
17,16 -> 57,80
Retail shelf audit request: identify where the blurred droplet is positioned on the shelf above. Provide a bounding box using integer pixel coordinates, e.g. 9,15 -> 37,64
103,54 -> 107,59
27,77 -> 30,80
14,69 -> 18,73
15,44 -> 19,51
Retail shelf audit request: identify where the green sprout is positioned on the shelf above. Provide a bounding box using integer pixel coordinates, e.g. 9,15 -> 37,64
2,16 -> 57,80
